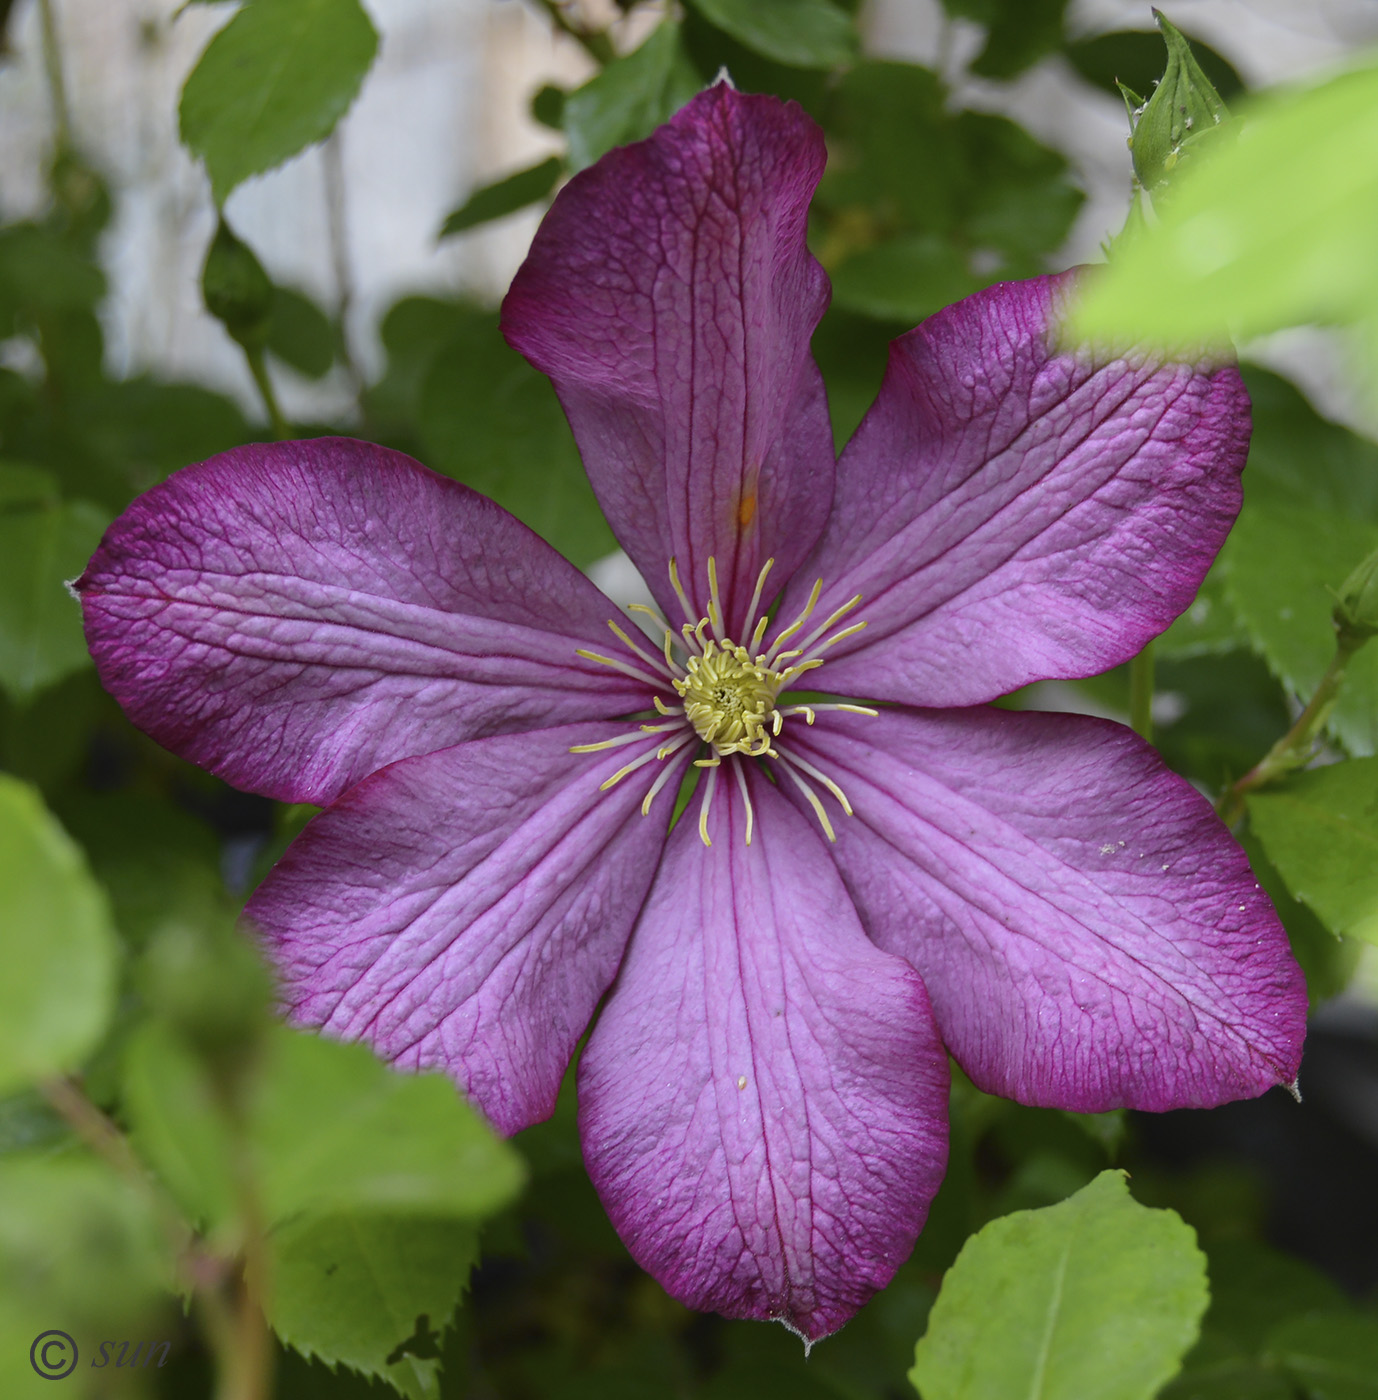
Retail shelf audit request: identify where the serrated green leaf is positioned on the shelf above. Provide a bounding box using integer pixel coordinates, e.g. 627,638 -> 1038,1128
0,777 -> 119,1095
1247,759 -> 1378,946
439,156 -> 564,237
1266,1312 -> 1378,1400
686,0 -> 855,70
252,1029 -> 524,1224
910,1170 -> 1207,1400
179,0 -> 379,204
1221,494 -> 1378,755
0,494 -> 109,703
416,307 -> 614,567
269,1213 -> 479,1400
1071,57 -> 1378,347
564,21 -> 701,172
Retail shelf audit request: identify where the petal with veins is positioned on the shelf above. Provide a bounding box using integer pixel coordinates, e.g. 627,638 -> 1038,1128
783,273 -> 1251,705
77,439 -> 654,805
503,85 -> 835,633
245,722 -> 689,1135
580,765 -> 948,1342
789,708 -> 1307,1112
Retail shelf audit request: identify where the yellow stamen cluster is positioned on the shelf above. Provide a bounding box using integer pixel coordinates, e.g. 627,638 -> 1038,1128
675,640 -> 782,758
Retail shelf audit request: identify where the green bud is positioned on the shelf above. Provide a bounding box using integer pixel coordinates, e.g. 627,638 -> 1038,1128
201,217 -> 273,352
139,913 -> 272,1075
1126,11 -> 1229,196
1334,544 -> 1378,647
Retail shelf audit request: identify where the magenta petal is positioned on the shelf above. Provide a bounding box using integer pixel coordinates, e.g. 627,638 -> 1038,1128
246,722 -> 689,1135
783,273 -> 1250,705
77,439 -> 655,804
789,709 -> 1307,1112
502,85 -> 835,633
579,765 -> 949,1342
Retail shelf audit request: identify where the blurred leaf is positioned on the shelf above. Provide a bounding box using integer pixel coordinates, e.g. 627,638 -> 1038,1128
685,0 -> 855,70
0,777 -> 118,1095
531,84 -> 567,132
957,0 -> 1068,81
1248,759 -> 1378,945
125,1022 -> 524,1235
0,1156 -> 169,1395
180,0 -> 379,204
1266,1312 -> 1378,1400
1071,57 -> 1378,346
0,223 -> 105,332
1065,29 -> 1243,105
366,295 -> 478,433
829,235 -> 981,323
269,284 -> 337,379
1199,1242 -> 1348,1354
123,1019 -> 238,1231
439,156 -> 564,237
0,487 -> 109,703
253,1028 -> 524,1223
910,1170 -> 1207,1400
417,307 -> 615,566
269,1213 -> 479,1400
564,21 -> 701,172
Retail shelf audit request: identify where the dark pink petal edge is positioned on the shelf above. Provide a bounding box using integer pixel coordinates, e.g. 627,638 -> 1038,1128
77,438 -> 653,805
247,722 -> 690,1135
784,272 -> 1251,706
503,84 -> 836,634
787,707 -> 1306,1112
580,763 -> 949,1342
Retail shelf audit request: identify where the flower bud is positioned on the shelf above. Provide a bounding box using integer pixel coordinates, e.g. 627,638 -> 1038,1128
1126,10 -> 1229,196
1333,544 -> 1378,647
201,217 -> 273,353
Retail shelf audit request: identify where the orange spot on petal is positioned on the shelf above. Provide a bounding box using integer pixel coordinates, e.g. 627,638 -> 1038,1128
737,492 -> 757,528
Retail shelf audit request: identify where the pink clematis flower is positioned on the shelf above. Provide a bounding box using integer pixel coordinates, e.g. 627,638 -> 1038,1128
77,85 -> 1306,1342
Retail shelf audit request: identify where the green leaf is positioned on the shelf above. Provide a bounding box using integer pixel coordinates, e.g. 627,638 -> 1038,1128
0,777 -> 118,1095
1266,1312 -> 1378,1400
1248,758 -> 1378,945
252,1028 -> 524,1224
180,0 -> 380,204
0,1156 -> 169,1396
269,283 -> 337,379
967,0 -> 1067,81
417,307 -> 614,567
269,1213 -> 479,1400
1071,57 -> 1378,346
1156,564 -> 1247,660
829,235 -> 981,324
910,1170 -> 1207,1400
1221,493 -> 1378,755
564,21 -> 701,172
685,0 -> 855,69
125,1023 -> 524,1235
0,488 -> 110,704
439,156 -> 564,237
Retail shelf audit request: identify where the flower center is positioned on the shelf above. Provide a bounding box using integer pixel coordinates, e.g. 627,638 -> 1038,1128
675,641 -> 781,757
569,556 -> 878,846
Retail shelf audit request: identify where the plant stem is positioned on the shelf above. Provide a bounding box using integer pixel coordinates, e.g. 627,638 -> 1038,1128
36,0 -> 71,149
244,346 -> 291,440
1217,636 -> 1360,826
1128,640 -> 1155,743
531,0 -> 615,66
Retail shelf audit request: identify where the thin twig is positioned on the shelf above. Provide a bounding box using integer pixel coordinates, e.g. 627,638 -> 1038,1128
1128,641 -> 1155,744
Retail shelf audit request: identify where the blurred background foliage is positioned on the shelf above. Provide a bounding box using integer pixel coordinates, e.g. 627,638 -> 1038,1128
1,0 -> 1377,1396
